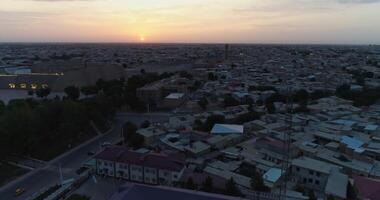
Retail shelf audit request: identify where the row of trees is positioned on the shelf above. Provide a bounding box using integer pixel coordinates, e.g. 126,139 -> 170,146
122,122 -> 145,149
185,170 -> 269,197
0,95 -> 114,160
336,84 -> 380,107
185,177 -> 243,197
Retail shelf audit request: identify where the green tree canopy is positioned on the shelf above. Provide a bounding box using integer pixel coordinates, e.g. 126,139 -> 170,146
64,86 -> 80,100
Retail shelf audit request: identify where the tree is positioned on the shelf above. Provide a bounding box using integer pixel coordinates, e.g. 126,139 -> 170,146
36,88 -> 51,99
0,100 -> 4,115
208,72 -> 218,81
198,97 -> 209,110
224,178 -> 242,197
123,122 -> 137,141
347,182 -> 358,200
256,99 -> 263,106
308,191 -> 317,200
203,115 -> 225,132
81,86 -> 99,96
294,89 -> 309,106
201,176 -> 213,192
336,84 -> 350,97
66,194 -> 91,200
186,177 -> 197,190
224,95 -> 240,107
179,71 -> 193,80
122,121 -> 144,148
265,101 -> 275,114
235,111 -> 262,124
64,86 -> 80,100
141,120 -> 151,128
327,195 -> 335,200
28,90 -> 34,96
250,170 -> 269,192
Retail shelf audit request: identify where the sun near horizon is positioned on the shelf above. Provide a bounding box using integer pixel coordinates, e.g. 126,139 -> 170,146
140,36 -> 145,42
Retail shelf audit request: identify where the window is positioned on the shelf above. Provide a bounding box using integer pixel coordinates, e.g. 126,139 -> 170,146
309,170 -> 314,175
296,167 -> 300,172
316,172 -> 320,177
315,180 -> 320,185
152,179 -> 156,183
303,178 -> 307,183
104,163 -> 108,166
308,178 -> 313,183
132,175 -> 136,179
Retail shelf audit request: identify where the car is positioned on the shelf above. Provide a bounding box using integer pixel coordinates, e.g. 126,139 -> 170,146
76,167 -> 88,175
87,151 -> 95,156
14,188 -> 25,196
101,142 -> 112,147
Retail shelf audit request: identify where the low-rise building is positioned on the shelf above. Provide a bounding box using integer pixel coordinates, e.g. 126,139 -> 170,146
95,147 -> 186,186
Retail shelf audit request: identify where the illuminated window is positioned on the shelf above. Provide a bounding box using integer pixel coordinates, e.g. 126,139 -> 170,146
41,84 -> 49,89
9,83 -> 16,89
20,83 -> 27,89
31,84 -> 37,90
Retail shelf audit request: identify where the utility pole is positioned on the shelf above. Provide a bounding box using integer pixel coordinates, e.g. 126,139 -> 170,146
59,164 -> 63,185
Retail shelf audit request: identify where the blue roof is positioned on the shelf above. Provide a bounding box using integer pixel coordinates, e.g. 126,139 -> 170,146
210,124 -> 243,136
333,119 -> 356,127
364,124 -> 378,131
340,136 -> 364,150
263,168 -> 282,183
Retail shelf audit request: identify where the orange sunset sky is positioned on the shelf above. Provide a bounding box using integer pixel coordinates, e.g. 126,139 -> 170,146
1,0 -> 380,44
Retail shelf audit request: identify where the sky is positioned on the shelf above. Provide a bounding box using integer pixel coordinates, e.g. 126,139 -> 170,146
1,0 -> 380,44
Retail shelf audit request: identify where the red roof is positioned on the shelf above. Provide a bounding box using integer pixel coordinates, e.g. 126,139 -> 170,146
353,175 -> 380,200
95,147 -> 185,172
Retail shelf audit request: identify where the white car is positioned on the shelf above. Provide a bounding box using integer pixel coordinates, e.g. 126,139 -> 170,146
101,142 -> 112,147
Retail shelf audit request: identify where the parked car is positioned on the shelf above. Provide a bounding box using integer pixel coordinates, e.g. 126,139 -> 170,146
14,188 -> 25,196
101,142 -> 112,147
87,151 -> 95,156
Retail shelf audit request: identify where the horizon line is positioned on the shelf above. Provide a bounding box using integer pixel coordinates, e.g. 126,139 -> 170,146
0,41 -> 379,46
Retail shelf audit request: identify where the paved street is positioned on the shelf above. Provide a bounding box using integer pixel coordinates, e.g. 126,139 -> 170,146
0,112 -> 169,200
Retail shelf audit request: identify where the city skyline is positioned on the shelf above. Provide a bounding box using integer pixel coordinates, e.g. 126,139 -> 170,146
1,0 -> 380,44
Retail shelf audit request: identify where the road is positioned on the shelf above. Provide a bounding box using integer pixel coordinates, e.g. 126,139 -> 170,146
0,112 -> 169,200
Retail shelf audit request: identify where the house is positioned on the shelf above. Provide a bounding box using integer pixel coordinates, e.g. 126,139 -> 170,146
136,127 -> 166,146
353,175 -> 380,200
291,157 -> 341,191
184,141 -> 211,157
95,147 -> 186,186
324,170 -> 348,200
168,115 -> 195,129
206,135 -> 231,149
162,93 -> 186,108
210,124 -> 244,136
262,168 -> 283,189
